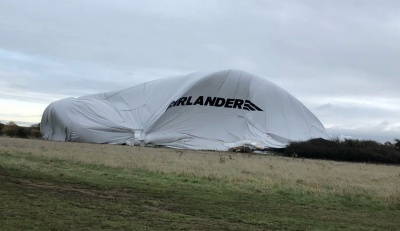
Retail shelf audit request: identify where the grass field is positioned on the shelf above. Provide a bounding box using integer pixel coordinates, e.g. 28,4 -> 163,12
1,137 -> 399,230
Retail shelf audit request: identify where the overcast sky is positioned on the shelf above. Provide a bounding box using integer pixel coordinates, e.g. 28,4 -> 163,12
1,0 -> 399,142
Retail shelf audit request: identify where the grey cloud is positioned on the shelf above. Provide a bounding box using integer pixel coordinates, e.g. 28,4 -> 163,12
2,0 -> 400,83
310,100 -> 400,141
327,127 -> 400,143
0,50 -> 187,104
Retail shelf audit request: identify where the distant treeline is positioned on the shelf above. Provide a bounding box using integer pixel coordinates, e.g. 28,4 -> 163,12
0,121 -> 42,139
284,138 -> 400,165
2,121 -> 399,164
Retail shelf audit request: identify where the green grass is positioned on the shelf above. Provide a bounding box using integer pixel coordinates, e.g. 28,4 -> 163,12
1,150 -> 399,230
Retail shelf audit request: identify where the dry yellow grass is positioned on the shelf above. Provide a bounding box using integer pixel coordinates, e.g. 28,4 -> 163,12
1,137 -> 399,203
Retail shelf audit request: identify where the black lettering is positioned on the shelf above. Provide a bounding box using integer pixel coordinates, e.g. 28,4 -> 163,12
167,100 -> 176,110
224,98 -> 234,108
205,97 -> 216,106
193,96 -> 204,105
245,100 -> 263,111
215,97 -> 225,107
166,96 -> 262,111
186,96 -> 193,105
176,97 -> 187,106
233,99 -> 244,109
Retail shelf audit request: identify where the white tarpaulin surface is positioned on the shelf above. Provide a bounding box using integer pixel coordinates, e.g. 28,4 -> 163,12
41,70 -> 329,150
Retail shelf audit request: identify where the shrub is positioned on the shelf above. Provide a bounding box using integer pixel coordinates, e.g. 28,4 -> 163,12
18,127 -> 29,138
29,124 -> 42,138
2,121 -> 20,137
1,121 -> 31,138
394,139 -> 400,151
0,123 -> 4,135
284,138 -> 400,165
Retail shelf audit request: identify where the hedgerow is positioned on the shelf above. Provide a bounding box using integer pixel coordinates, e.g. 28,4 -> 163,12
284,138 -> 400,164
1,121 -> 42,139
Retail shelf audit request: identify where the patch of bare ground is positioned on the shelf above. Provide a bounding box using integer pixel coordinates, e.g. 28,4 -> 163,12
0,173 -> 136,200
